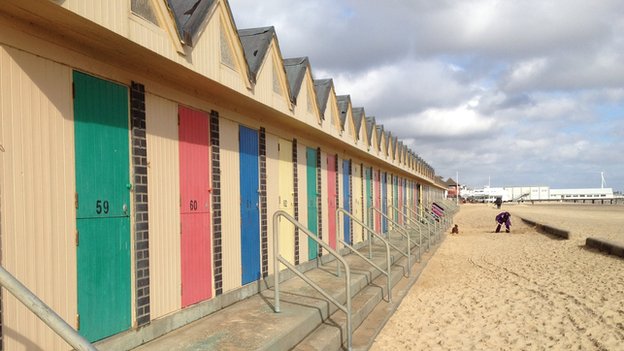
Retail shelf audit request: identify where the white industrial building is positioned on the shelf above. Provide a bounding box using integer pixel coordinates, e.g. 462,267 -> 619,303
461,186 -> 615,202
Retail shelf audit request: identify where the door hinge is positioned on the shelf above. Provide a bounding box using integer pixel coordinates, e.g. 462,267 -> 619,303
72,83 -> 75,99
76,314 -> 80,330
75,230 -> 79,246
178,113 -> 181,126
75,192 -> 79,209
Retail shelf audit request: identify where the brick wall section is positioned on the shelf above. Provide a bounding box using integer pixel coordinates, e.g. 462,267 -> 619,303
210,111 -> 223,295
316,148 -> 322,257
259,128 -> 268,276
292,139 -> 299,265
131,82 -> 151,327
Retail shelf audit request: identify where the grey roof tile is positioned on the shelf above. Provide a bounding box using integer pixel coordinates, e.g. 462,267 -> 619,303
352,107 -> 364,136
238,26 -> 275,80
283,57 -> 310,103
314,79 -> 333,119
365,116 -> 376,145
337,95 -> 351,130
167,0 -> 215,46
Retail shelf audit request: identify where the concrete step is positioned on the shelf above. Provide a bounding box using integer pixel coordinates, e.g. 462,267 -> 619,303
291,238 -> 441,351
131,236 -> 416,351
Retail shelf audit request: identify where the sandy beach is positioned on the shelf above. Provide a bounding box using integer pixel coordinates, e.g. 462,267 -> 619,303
370,203 -> 624,350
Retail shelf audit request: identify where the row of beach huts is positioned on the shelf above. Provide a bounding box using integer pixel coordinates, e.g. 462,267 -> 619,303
0,1 -> 448,349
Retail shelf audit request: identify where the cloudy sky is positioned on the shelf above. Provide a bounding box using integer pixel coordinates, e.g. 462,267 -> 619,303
229,0 -> 624,191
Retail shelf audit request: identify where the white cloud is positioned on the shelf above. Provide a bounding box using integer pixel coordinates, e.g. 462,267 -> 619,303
229,0 -> 624,190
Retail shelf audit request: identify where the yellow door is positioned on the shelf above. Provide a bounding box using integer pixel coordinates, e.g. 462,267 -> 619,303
278,139 -> 295,266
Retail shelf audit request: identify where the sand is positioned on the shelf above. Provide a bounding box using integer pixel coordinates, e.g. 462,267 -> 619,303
370,203 -> 624,350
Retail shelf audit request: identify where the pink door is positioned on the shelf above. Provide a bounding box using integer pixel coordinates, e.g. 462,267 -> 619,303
327,154 -> 337,249
374,169 -> 381,232
179,106 -> 212,307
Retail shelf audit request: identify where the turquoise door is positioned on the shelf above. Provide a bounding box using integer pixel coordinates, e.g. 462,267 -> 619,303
240,126 -> 261,284
343,160 -> 351,244
73,71 -> 131,342
306,148 -> 318,260
365,167 -> 372,228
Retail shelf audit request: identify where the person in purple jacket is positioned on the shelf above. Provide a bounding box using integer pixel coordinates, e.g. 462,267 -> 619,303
495,211 -> 511,233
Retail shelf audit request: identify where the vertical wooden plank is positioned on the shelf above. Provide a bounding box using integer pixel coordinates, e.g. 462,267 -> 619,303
145,93 -> 181,319
0,47 -> 76,350
278,138 -> 294,265
326,154 -> 337,249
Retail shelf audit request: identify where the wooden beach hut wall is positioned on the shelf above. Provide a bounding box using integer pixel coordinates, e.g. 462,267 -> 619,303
337,95 -> 357,246
283,57 -> 327,261
352,108 -> 370,238
0,1 -> 448,349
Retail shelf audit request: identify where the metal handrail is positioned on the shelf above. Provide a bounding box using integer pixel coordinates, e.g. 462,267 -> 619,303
272,210 -> 353,351
403,205 -> 433,250
368,207 -> 411,276
336,208 -> 392,302
390,205 -> 422,260
0,266 -> 97,351
419,204 -> 442,238
431,201 -> 452,229
413,204 -> 439,244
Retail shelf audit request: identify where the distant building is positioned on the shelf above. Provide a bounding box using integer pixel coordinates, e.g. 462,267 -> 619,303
461,186 -> 615,202
548,188 -> 614,200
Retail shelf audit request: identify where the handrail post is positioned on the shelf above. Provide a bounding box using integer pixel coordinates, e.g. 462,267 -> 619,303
369,207 -> 410,277
273,215 -> 281,313
0,267 -> 98,351
391,205 -> 422,262
337,208 -> 392,302
405,205 -> 431,251
272,210 -> 352,350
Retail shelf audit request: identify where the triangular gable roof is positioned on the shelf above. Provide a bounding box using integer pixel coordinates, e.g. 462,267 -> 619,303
385,131 -> 393,156
392,137 -> 398,159
314,79 -> 334,121
352,107 -> 365,138
337,95 -> 351,131
167,0 -> 216,46
365,116 -> 375,146
283,57 -> 310,103
397,141 -> 404,161
375,125 -> 385,150
238,26 -> 274,82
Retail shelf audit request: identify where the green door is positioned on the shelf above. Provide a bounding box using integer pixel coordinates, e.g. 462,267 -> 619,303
73,71 -> 131,342
306,147 -> 318,260
365,167 -> 372,228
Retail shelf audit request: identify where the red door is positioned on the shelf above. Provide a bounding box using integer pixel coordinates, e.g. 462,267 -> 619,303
179,106 -> 212,307
327,154 -> 337,249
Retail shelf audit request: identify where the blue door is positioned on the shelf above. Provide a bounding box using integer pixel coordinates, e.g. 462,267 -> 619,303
342,159 -> 351,244
382,172 -> 387,233
239,126 -> 260,285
